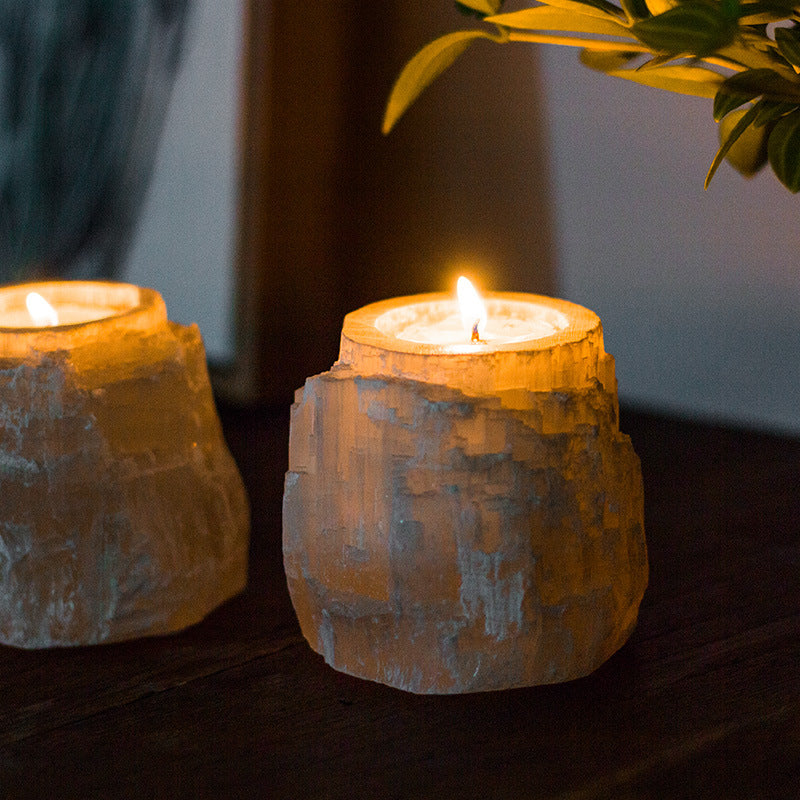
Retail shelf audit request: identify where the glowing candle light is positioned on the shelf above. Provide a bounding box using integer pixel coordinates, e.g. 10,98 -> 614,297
284,275 -> 648,694
0,281 -> 249,649
0,281 -> 126,345
25,292 -> 59,327
377,275 -> 569,349
456,276 -> 486,342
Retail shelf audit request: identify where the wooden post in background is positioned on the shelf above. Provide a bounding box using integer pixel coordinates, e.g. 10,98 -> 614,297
215,1 -> 557,405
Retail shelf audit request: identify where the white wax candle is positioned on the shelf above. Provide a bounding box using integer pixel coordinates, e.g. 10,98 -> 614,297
0,283 -> 137,329
1,302 -> 115,328
377,297 -> 569,346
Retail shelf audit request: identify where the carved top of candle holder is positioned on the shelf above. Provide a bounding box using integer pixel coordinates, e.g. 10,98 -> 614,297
0,281 -> 165,359
338,291 -> 615,395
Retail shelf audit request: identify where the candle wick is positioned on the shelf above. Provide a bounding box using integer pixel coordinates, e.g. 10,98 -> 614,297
471,319 -> 483,344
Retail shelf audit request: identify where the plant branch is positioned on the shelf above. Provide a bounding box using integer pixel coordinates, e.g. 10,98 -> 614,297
699,56 -> 746,72
507,31 -> 650,52
507,32 -> 749,75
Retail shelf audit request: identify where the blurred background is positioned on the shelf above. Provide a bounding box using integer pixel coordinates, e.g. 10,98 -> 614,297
0,2 -> 192,290
3,0 -> 799,434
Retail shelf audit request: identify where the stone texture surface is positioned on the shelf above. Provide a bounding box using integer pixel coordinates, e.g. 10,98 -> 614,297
283,365 -> 647,694
0,322 -> 249,648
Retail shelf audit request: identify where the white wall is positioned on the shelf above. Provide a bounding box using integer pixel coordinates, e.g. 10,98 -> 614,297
124,0 -> 242,364
540,46 -> 800,435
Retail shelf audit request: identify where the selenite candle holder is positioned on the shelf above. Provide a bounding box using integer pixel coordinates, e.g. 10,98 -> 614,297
283,289 -> 648,694
0,281 -> 249,648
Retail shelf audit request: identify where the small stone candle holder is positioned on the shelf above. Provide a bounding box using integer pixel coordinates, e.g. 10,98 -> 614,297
0,281 -> 249,648
283,286 -> 648,694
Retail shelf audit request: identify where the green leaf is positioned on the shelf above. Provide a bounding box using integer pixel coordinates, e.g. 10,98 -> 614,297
738,5 -> 793,24
456,0 -> 502,16
600,60 -> 725,97
752,100 -> 799,126
580,49 -> 641,72
753,100 -> 798,128
719,108 -> 769,176
631,2 -> 737,56
382,31 -> 498,134
645,0 -> 677,15
719,68 -> 800,102
713,87 -> 759,121
636,52 -> 682,68
775,27 -> 800,68
487,7 -> 633,37
507,0 -> 625,21
705,99 -> 765,187
716,39 -> 785,73
739,0 -> 796,20
620,0 -> 651,21
767,108 -> 800,191
720,0 -> 742,22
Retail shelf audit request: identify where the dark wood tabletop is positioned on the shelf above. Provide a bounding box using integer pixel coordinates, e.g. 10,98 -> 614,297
1,403 -> 798,799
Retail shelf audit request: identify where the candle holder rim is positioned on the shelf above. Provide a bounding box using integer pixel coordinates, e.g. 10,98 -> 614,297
0,280 -> 166,334
342,290 -> 601,355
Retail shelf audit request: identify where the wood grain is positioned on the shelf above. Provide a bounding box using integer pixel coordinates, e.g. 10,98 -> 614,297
0,405 -> 797,799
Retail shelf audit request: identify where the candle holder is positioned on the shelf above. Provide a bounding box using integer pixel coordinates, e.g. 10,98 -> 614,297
283,291 -> 647,693
0,282 -> 249,648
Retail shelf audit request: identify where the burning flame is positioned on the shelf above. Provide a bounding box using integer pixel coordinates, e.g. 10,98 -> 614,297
456,276 -> 487,342
26,292 -> 59,327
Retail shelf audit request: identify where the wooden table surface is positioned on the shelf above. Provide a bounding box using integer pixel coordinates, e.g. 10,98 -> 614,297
1,404 -> 798,799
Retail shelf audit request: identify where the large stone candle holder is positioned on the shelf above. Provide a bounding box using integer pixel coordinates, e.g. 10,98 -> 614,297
283,288 -> 647,694
0,281 -> 249,648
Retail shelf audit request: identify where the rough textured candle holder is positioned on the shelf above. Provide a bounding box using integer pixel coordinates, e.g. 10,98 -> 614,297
283,292 -> 647,694
0,282 -> 249,648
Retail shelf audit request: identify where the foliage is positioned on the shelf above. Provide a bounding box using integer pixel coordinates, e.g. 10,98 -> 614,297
383,0 -> 800,191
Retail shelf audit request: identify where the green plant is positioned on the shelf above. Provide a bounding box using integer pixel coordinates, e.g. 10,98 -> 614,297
383,0 -> 800,191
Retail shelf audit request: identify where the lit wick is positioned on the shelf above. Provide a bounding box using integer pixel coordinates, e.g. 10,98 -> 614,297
457,276 -> 487,344
471,319 -> 481,343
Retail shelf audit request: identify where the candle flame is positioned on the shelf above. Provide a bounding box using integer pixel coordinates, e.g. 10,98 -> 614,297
26,292 -> 59,327
456,276 -> 487,342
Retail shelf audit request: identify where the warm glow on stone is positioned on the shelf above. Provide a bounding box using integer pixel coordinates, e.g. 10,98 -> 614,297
283,289 -> 647,694
0,281 -> 249,648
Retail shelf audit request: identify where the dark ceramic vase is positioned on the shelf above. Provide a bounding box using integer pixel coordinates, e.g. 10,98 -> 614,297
0,0 -> 192,284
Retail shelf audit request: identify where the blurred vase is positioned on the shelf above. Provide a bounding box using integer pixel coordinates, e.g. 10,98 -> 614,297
0,0 -> 192,284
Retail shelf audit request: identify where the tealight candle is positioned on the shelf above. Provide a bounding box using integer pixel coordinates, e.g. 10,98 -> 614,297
284,278 -> 648,694
379,276 -> 568,346
0,281 -> 249,648
0,282 -> 163,357
338,281 -> 615,396
2,287 -> 118,329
